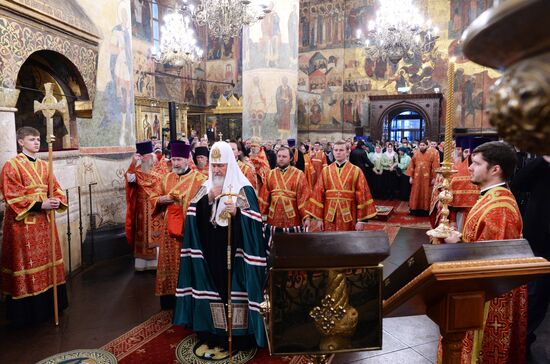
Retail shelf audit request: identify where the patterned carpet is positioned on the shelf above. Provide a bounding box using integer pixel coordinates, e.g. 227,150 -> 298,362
101,311 -> 312,364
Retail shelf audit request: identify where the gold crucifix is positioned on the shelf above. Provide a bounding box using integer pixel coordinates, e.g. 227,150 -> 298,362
33,82 -> 67,326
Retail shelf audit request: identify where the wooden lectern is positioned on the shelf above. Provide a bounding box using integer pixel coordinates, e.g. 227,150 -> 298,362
383,239 -> 550,364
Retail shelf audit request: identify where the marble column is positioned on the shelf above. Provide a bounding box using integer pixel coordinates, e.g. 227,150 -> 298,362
0,87 -> 19,172
0,87 -> 19,247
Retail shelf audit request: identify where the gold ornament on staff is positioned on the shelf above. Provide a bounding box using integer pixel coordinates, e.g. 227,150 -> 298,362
34,83 -> 67,326
427,58 -> 458,241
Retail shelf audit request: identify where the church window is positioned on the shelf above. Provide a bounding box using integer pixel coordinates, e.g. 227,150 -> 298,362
152,0 -> 160,51
385,110 -> 424,142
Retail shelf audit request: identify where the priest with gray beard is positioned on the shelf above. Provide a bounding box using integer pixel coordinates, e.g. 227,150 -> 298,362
174,141 -> 268,354
125,140 -> 164,271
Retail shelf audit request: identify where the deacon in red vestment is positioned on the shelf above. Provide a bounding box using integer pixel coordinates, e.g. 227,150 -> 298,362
229,141 -> 257,190
258,146 -> 310,228
306,141 -> 377,231
1,127 -> 68,326
248,137 -> 270,192
407,141 -> 439,215
309,142 -> 327,186
444,141 -> 527,364
150,142 -> 206,309
125,141 -> 165,271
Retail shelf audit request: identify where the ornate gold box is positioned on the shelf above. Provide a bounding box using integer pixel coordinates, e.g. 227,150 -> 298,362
265,231 -> 390,356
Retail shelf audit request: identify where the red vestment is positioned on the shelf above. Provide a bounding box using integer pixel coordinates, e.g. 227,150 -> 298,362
238,160 -> 257,190
250,150 -> 270,192
1,154 -> 67,299
150,170 -> 206,296
293,150 -> 316,188
407,150 -> 439,211
258,166 -> 310,228
306,162 -> 377,231
458,186 -> 527,364
431,159 -> 480,228
125,161 -> 164,261
310,150 -> 327,186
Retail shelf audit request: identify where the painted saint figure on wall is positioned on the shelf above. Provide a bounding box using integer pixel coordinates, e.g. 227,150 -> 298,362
111,2 -> 133,146
246,76 -> 267,137
276,76 -> 293,140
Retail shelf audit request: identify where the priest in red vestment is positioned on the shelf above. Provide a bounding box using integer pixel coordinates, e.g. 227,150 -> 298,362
444,141 -> 527,364
407,141 -> 439,216
258,146 -> 310,228
1,127 -> 68,327
229,140 -> 257,190
150,142 -> 206,309
125,141 -> 165,271
309,141 -> 327,186
306,141 -> 377,231
248,137 -> 270,192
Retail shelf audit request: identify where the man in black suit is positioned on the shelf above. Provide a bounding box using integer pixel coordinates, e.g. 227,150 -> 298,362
511,156 -> 550,355
349,140 -> 373,181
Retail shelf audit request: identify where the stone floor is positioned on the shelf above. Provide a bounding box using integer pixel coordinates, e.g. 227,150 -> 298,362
0,253 -> 548,364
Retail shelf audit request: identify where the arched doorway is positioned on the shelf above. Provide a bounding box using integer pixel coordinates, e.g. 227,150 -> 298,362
15,50 -> 89,151
383,108 -> 425,142
368,94 -> 443,142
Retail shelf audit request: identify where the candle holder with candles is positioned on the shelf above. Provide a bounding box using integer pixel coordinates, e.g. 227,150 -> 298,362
427,58 -> 457,241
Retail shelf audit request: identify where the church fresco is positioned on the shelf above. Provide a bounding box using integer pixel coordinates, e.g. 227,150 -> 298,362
297,0 -> 499,137
78,0 -> 135,147
242,0 -> 299,141
131,0 -> 152,41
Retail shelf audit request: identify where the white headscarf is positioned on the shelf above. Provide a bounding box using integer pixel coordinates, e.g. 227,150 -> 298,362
204,141 -> 252,226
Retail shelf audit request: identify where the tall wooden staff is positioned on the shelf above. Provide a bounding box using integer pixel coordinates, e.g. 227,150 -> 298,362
218,185 -> 238,364
34,83 -> 67,326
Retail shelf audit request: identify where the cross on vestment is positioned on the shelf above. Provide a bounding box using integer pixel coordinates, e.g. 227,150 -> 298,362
34,83 -> 67,145
218,132 -> 223,141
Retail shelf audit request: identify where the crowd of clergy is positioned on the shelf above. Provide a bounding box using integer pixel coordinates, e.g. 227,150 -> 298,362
2,126 -> 549,364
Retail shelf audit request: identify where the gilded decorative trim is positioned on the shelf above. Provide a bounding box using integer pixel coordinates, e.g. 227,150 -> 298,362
384,257 -> 550,309
0,16 -> 98,99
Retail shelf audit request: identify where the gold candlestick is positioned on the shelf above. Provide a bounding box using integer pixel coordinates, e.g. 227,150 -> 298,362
427,58 -> 457,241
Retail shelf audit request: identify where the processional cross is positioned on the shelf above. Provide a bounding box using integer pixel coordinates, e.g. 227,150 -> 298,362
33,82 -> 67,326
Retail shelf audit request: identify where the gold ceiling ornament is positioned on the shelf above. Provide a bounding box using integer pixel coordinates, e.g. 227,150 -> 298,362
489,52 -> 550,155
211,95 -> 243,114
462,0 -> 550,154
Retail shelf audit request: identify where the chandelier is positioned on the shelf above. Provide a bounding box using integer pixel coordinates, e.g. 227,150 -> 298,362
183,0 -> 272,41
152,10 -> 203,66
358,0 -> 439,64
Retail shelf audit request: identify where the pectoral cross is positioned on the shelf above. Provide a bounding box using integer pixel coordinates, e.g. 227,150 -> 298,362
218,132 -> 223,141
34,83 -> 67,145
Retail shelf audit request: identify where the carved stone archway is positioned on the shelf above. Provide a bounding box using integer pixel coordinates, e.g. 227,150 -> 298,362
369,93 -> 443,142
